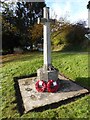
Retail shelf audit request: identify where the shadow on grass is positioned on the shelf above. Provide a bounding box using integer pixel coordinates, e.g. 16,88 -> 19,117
52,50 -> 88,59
59,44 -> 88,52
2,52 -> 43,64
75,77 -> 90,91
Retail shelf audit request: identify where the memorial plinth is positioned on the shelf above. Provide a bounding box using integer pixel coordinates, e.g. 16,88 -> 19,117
37,67 -> 59,82
17,74 -> 89,113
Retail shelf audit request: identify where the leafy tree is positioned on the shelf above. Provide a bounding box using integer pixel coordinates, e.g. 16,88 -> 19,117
66,23 -> 87,45
51,19 -> 71,46
1,1 -> 46,52
29,23 -> 43,46
2,17 -> 20,53
51,20 -> 87,50
14,2 -> 46,48
1,1 -> 20,53
1,1 -> 16,25
15,2 -> 45,28
51,18 -> 70,39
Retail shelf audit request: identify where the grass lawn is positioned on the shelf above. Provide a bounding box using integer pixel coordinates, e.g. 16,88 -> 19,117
0,52 -> 90,119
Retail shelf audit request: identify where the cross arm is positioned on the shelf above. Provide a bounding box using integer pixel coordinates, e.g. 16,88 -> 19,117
37,17 -> 56,24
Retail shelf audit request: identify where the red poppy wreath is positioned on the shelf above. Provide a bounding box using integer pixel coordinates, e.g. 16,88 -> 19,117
35,80 -> 47,92
47,80 -> 59,93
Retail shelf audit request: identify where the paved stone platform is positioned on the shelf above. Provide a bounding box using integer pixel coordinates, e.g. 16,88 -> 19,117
18,74 -> 89,113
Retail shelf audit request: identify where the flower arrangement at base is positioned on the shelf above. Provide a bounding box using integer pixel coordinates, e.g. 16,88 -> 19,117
35,80 -> 47,92
47,80 -> 59,92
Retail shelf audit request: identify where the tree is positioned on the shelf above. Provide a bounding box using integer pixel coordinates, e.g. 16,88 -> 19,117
51,20 -> 87,50
51,18 -> 71,46
1,1 -> 20,53
1,1 -> 46,52
14,2 -> 46,48
51,17 -> 70,39
66,22 -> 87,45
29,23 -> 43,46
2,17 -> 20,53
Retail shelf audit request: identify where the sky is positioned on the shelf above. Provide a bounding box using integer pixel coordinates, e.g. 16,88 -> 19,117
1,0 -> 89,24
45,0 -> 89,24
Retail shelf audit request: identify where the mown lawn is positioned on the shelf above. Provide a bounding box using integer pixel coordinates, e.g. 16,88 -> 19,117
0,52 -> 90,119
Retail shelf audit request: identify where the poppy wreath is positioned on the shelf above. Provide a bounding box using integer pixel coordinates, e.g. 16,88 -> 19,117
35,80 -> 47,92
47,80 -> 59,92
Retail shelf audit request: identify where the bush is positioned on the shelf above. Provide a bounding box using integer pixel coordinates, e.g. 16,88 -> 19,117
66,23 -> 87,46
51,22 -> 88,51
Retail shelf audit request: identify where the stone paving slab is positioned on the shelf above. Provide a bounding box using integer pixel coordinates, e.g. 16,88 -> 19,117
18,74 -> 89,113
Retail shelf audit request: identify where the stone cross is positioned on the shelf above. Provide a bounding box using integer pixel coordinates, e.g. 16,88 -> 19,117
38,7 -> 55,70
37,7 -> 58,82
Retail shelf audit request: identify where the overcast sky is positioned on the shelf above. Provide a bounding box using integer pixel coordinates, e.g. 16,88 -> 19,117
45,0 -> 89,24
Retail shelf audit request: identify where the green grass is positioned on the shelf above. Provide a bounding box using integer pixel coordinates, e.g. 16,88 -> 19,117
1,52 -> 90,119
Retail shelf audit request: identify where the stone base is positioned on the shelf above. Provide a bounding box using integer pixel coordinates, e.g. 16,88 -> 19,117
37,67 -> 58,82
18,74 -> 89,113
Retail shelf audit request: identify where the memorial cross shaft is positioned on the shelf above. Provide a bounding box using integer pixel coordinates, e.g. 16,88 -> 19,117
38,7 -> 55,70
